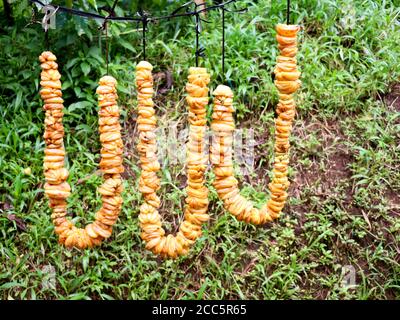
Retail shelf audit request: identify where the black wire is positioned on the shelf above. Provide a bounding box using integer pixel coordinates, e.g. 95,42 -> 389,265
44,7 -> 51,50
100,1 -> 119,75
151,0 -> 237,21
287,0 -> 291,24
219,3 -> 247,82
28,0 -> 248,65
170,1 -> 193,16
142,14 -> 147,61
222,7 -> 225,79
28,0 -> 242,23
137,1 -> 147,62
45,29 -> 49,50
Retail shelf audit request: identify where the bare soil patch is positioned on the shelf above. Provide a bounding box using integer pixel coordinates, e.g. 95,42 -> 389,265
290,118 -> 353,198
384,83 -> 400,112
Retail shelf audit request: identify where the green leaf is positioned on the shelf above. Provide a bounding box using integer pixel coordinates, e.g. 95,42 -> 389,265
1,282 -> 23,290
87,0 -> 97,10
81,62 -> 91,76
68,101 -> 93,112
76,124 -> 93,134
62,80 -> 72,90
155,40 -> 172,56
196,278 -> 209,299
82,255 -> 89,272
88,47 -> 103,63
14,91 -> 22,108
119,38 -> 136,53
66,57 -> 79,69
67,293 -> 90,300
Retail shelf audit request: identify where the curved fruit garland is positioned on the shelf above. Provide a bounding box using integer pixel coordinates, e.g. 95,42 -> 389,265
39,51 -> 124,248
210,24 -> 301,225
136,61 -> 210,258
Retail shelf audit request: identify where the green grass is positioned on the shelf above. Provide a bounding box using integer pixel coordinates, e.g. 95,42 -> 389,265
0,0 -> 399,299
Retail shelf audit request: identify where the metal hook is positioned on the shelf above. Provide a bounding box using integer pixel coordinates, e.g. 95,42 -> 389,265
287,0 -> 291,24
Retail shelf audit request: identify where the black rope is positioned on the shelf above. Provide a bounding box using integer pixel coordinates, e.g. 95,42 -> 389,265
219,3 -> 247,82
43,6 -> 55,51
193,2 -> 211,67
105,21 -> 109,75
195,11 -> 200,67
137,5 -> 148,61
287,0 -> 291,24
98,18 -> 110,75
98,1 -> 119,75
111,0 -> 119,13
99,19 -> 111,75
142,15 -> 147,61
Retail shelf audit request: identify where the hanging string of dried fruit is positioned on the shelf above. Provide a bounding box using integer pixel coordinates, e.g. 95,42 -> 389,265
210,24 -> 301,225
39,51 -> 124,248
136,61 -> 210,258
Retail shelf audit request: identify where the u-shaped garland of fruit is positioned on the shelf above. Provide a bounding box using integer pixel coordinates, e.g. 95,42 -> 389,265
210,24 -> 301,225
136,62 -> 210,258
39,51 -> 124,249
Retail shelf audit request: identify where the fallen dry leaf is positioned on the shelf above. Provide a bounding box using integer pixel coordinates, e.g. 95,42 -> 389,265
7,214 -> 27,231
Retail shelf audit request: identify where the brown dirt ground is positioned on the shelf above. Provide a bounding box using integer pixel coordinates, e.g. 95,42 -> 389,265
385,83 -> 400,112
